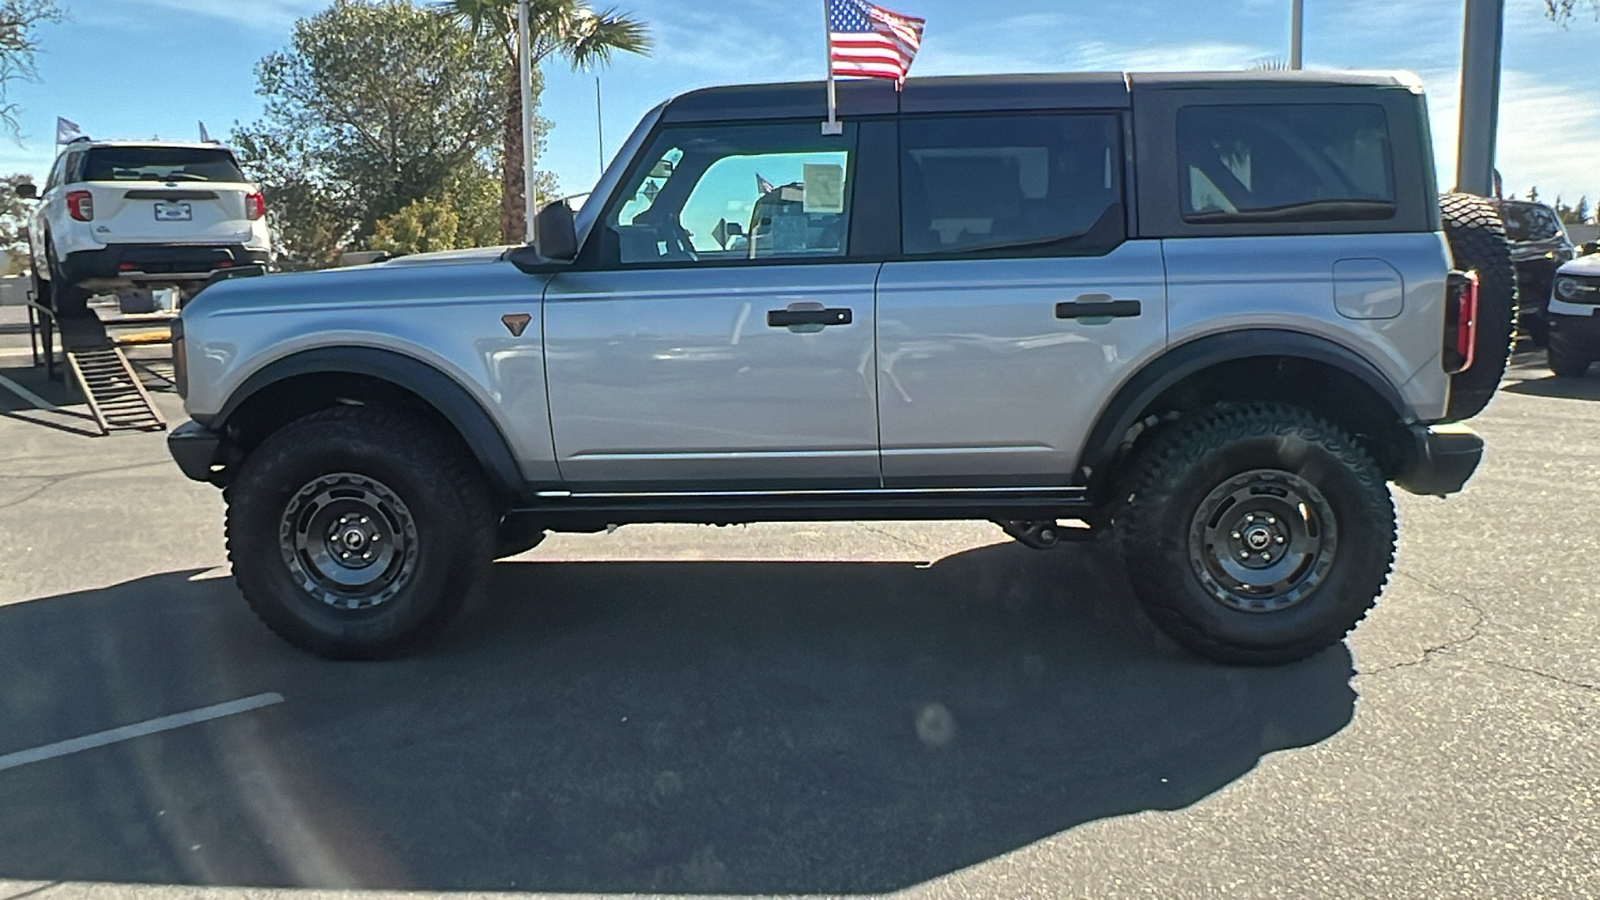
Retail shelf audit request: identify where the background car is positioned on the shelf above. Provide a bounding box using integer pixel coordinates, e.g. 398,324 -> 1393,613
1493,198 -> 1575,346
1546,254 -> 1600,377
20,139 -> 272,318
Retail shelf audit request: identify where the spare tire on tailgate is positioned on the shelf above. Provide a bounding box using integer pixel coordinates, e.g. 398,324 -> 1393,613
1440,192 -> 1517,422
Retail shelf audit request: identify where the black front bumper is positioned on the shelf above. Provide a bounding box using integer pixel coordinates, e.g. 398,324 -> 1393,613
168,419 -> 223,484
1395,424 -> 1484,497
62,244 -> 270,282
1550,309 -> 1600,346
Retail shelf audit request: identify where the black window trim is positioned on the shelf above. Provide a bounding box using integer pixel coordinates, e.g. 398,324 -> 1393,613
1132,85 -> 1437,239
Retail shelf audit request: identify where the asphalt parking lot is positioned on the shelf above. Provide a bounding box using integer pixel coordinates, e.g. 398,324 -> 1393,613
0,306 -> 1596,899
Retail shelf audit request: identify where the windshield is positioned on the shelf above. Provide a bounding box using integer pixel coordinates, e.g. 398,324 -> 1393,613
1499,202 -> 1565,243
81,147 -> 246,183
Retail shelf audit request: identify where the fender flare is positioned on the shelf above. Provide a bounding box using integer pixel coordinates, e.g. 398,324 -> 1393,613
1079,329 -> 1408,488
213,346 -> 525,500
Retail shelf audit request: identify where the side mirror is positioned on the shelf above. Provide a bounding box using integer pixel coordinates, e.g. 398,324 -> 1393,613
1581,242 -> 1599,257
711,218 -> 743,249
13,182 -> 37,200
533,200 -> 577,263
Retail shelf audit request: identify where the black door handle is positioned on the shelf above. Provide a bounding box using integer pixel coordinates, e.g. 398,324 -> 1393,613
1055,299 -> 1141,319
768,307 -> 853,327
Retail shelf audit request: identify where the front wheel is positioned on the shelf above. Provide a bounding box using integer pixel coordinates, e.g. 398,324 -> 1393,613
1116,404 -> 1396,666
225,405 -> 495,659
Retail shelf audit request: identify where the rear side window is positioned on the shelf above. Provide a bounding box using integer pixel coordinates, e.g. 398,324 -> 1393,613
1178,104 -> 1395,224
82,148 -> 246,183
899,113 -> 1124,257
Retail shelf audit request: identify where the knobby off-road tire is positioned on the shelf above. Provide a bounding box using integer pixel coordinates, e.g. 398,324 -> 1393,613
225,405 -> 495,659
1440,192 -> 1517,422
1547,327 -> 1593,378
1116,404 -> 1397,666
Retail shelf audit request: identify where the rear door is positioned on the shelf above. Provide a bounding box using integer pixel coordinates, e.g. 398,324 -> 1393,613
78,147 -> 257,245
875,111 -> 1167,487
543,120 -> 881,491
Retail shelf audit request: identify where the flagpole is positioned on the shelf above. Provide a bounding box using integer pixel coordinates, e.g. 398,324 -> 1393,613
822,0 -> 842,135
518,0 -> 539,244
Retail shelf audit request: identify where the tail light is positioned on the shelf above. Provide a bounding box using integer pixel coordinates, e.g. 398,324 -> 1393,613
245,192 -> 266,221
1443,270 -> 1479,375
66,190 -> 94,222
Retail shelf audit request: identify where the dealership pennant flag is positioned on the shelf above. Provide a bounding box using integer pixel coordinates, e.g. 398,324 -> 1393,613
826,0 -> 924,87
55,117 -> 82,144
199,120 -> 212,143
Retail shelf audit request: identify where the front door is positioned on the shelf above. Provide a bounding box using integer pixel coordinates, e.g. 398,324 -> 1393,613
875,112 -> 1168,487
544,120 -> 879,491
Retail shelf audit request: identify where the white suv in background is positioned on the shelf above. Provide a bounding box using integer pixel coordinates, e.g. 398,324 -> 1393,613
21,140 -> 272,318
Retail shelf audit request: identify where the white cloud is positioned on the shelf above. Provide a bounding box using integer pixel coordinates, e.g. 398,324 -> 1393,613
73,0 -> 326,31
1420,67 -> 1600,200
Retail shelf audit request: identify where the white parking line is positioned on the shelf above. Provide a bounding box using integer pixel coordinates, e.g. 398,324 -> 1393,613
0,372 -> 57,411
0,692 -> 285,773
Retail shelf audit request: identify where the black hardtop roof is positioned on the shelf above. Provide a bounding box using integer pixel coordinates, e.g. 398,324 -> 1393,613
658,70 -> 1420,123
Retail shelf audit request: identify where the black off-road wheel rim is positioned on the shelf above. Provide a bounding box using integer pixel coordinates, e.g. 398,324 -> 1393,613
1188,469 -> 1338,613
279,473 -> 419,610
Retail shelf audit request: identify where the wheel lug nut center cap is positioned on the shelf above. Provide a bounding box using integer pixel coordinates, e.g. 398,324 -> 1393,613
1244,526 -> 1273,551
340,528 -> 368,551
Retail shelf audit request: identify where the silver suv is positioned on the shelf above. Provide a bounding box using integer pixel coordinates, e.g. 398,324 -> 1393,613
167,72 -> 1507,665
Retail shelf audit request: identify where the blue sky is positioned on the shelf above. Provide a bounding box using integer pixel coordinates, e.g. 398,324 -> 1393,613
4,0 -> 1597,207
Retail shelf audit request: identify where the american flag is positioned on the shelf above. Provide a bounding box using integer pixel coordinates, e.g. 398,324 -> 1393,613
827,0 -> 924,87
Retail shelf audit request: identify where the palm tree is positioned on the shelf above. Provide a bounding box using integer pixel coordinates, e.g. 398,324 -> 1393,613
442,0 -> 650,242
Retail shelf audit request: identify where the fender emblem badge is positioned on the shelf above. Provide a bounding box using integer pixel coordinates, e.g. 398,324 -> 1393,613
501,313 -> 532,337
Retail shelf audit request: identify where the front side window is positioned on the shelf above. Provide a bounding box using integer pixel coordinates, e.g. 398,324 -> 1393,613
44,154 -> 67,192
82,147 -> 247,183
899,113 -> 1124,257
1179,104 -> 1395,224
601,122 -> 855,266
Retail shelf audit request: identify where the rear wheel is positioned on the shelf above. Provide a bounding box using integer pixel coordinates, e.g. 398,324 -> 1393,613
225,405 -> 496,659
1440,193 -> 1516,421
45,242 -> 91,319
1116,403 -> 1396,666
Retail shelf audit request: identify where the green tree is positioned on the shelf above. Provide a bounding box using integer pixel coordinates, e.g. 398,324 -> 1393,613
233,0 -> 503,267
0,173 -> 32,273
0,0 -> 61,134
441,0 -> 651,242
1547,1 -> 1600,20
370,163 -> 504,255
1554,196 -> 1592,226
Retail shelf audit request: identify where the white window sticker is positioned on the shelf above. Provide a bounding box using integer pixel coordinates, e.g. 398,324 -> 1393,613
802,163 -> 845,214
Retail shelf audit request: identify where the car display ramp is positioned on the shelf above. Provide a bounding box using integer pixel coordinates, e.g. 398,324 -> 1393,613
58,317 -> 167,435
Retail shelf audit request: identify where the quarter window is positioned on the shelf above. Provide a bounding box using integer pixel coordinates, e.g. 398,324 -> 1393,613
601,122 -> 855,266
1178,104 -> 1395,224
899,113 -> 1124,257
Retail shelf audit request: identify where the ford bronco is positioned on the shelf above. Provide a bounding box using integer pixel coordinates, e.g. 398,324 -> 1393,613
167,72 -> 1510,664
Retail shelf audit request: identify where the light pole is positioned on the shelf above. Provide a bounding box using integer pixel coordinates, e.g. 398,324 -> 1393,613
1290,0 -> 1303,70
1456,0 -> 1505,196
518,0 -> 538,244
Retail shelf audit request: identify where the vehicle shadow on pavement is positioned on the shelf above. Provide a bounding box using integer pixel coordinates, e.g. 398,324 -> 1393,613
1501,374 -> 1600,401
0,542 -> 1356,893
